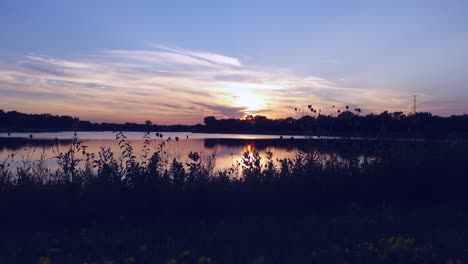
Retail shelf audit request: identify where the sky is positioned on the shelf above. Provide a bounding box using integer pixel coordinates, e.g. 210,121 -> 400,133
0,0 -> 467,124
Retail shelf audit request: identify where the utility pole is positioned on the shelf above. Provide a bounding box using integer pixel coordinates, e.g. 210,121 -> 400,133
413,95 -> 417,114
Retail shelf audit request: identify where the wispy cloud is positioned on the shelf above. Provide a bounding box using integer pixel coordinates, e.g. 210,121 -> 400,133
150,44 -> 243,67
0,45 -> 418,124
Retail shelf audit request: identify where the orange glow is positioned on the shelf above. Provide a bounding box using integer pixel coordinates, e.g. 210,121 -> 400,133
245,143 -> 252,152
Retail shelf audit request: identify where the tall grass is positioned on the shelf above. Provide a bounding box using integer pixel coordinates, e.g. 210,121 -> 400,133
0,131 -> 467,227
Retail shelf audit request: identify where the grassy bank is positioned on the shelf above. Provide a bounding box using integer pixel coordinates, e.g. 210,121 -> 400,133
1,132 -> 468,262
2,207 -> 468,263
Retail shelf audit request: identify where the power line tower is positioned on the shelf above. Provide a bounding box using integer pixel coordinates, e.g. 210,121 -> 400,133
413,95 -> 417,114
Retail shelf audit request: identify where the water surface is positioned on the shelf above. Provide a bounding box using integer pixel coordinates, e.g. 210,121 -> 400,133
0,132 -> 312,171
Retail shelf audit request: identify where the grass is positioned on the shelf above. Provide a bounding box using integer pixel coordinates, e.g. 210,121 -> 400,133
1,131 -> 468,263
2,207 -> 468,263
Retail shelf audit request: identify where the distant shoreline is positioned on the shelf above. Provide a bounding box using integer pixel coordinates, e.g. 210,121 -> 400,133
0,131 -> 441,143
2,109 -> 468,139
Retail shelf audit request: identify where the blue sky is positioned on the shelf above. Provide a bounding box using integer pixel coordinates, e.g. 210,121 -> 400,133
1,0 -> 467,124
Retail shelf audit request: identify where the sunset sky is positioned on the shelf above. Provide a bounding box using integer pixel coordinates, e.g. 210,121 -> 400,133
1,0 -> 467,124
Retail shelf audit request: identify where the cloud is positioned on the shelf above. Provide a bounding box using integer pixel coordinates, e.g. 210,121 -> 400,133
24,55 -> 91,69
150,44 -> 242,67
0,44 -> 422,124
190,101 -> 247,118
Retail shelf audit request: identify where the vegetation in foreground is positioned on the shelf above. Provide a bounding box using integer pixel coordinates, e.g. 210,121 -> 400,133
3,208 -> 468,263
1,130 -> 468,263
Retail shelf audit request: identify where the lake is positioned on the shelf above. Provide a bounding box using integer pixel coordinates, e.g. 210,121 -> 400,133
0,131 -> 322,171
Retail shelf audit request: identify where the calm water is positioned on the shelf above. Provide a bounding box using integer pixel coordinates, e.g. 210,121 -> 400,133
0,131 -> 315,171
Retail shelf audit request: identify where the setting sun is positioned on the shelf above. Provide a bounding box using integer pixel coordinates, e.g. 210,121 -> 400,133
220,82 -> 275,112
234,89 -> 265,111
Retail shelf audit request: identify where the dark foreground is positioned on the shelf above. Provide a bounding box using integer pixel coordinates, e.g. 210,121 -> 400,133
1,134 -> 468,263
2,207 -> 468,264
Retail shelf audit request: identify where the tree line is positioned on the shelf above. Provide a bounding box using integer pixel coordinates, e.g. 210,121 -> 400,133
1,108 -> 468,138
204,110 -> 468,138
0,109 -> 196,132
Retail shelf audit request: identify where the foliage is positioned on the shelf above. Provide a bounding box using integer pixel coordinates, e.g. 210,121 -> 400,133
2,108 -> 468,139
0,131 -> 467,227
0,130 -> 468,263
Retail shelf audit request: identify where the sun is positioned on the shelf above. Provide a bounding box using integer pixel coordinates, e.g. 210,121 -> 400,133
219,81 -> 272,112
234,89 -> 265,111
